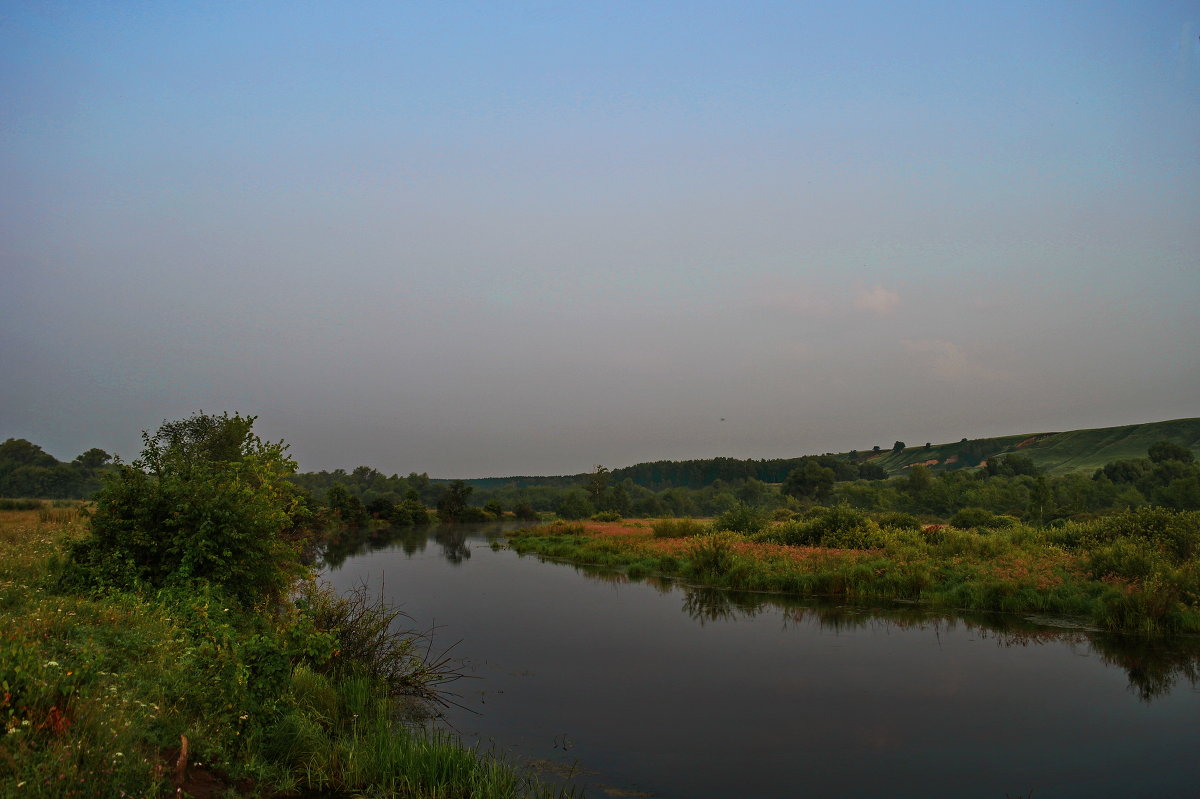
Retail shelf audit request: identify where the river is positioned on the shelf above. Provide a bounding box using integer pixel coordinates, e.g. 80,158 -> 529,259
321,522 -> 1200,798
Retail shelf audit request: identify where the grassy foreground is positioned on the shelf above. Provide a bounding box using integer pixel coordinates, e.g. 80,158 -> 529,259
508,507 -> 1200,636
0,507 -> 555,798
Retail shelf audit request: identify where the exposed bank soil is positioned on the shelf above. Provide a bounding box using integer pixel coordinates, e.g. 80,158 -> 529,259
159,740 -> 256,799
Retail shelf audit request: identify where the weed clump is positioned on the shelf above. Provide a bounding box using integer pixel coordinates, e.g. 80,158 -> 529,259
652,518 -> 710,538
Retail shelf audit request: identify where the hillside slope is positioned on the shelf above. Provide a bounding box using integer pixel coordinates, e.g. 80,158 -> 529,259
869,418 -> 1200,477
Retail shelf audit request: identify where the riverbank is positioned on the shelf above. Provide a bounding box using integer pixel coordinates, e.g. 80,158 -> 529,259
0,506 -> 558,798
507,508 -> 1200,635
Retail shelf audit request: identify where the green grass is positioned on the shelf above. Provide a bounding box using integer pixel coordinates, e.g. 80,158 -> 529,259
0,509 -> 564,798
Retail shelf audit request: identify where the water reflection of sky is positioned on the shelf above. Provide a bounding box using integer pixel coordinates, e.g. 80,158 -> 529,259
323,524 -> 1200,799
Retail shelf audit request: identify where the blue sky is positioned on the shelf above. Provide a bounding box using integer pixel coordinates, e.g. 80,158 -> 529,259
2,1 -> 1198,476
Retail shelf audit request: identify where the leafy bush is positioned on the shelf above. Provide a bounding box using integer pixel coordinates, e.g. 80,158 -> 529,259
1077,507 -> 1200,563
591,510 -> 623,522
652,518 -> 709,538
766,505 -> 886,549
63,412 -> 310,606
713,502 -> 770,534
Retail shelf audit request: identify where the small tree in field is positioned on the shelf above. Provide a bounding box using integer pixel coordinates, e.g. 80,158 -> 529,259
64,412 -> 309,606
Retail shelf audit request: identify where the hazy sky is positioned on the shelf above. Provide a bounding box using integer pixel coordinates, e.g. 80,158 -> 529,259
2,1 -> 1198,477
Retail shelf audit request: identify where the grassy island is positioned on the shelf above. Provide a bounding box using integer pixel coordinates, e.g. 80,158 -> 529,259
507,507 -> 1200,636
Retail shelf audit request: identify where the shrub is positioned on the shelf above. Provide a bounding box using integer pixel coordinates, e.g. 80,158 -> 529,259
687,532 -> 740,577
63,412 -> 309,606
1078,507 -> 1200,563
713,502 -> 770,534
652,518 -> 709,538
591,510 -> 623,522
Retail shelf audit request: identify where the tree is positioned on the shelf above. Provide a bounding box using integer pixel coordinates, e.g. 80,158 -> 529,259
64,412 -> 308,606
857,462 -> 887,481
585,465 -> 610,508
893,441 -> 906,453
782,460 -> 835,502
1148,441 -> 1194,465
72,447 -> 113,471
436,480 -> 474,522
556,490 -> 594,520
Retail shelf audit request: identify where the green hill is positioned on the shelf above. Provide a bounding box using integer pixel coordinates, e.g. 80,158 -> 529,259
869,418 -> 1200,477
454,417 -> 1200,488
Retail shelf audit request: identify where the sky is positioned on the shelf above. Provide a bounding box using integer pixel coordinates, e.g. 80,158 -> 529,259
2,1 -> 1198,478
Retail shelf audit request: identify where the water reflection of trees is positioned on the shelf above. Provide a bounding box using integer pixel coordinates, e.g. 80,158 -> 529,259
320,522 -> 515,568
320,524 -> 430,568
673,587 -> 1200,702
434,526 -> 471,564
682,587 -> 766,625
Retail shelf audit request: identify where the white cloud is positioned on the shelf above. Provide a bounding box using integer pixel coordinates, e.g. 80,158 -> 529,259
854,284 -> 901,314
902,339 -> 1005,383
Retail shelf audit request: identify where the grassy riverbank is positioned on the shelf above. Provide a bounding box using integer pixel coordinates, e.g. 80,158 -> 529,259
1,505 -> 560,798
508,508 -> 1200,636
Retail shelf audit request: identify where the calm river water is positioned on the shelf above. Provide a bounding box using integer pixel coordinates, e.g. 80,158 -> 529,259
321,523 -> 1200,799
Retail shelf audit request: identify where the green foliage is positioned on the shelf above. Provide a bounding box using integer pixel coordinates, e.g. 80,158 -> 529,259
713,501 -> 770,534
435,480 -> 474,522
555,489 -> 594,520
781,461 -> 836,502
511,501 -> 540,521
327,483 -> 368,527
591,510 -> 623,522
63,412 -> 308,607
1149,440 -> 1195,465
985,454 -> 1040,478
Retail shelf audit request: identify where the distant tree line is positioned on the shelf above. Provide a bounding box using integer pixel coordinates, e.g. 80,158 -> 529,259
6,432 -> 1197,527
0,438 -> 113,498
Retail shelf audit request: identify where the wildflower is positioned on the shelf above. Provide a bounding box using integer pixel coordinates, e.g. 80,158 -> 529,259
43,660 -> 60,668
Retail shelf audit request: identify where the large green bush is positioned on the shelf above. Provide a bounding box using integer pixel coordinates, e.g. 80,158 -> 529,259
64,412 -> 309,606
